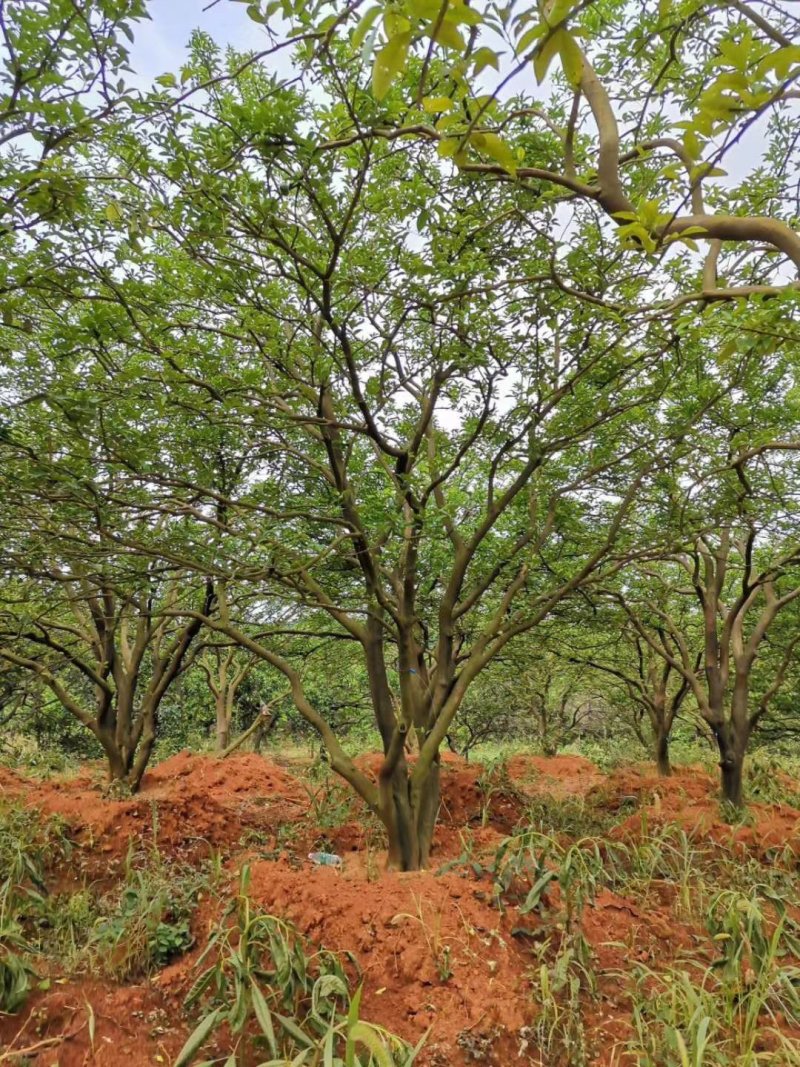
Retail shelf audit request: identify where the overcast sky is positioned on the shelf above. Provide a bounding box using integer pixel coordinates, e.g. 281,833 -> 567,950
129,1 -> 265,81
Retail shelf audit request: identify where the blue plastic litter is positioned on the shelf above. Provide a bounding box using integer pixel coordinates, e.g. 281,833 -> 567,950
308,851 -> 343,867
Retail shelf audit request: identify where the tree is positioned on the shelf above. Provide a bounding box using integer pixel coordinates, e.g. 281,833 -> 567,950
198,644 -> 258,751
0,568 -> 214,790
615,530 -> 800,806
565,605 -> 696,775
57,47 -> 696,867
0,305 -> 219,788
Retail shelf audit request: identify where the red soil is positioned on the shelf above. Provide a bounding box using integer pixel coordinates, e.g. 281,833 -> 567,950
598,764 -> 800,860
507,752 -> 603,796
1,751 -> 798,1066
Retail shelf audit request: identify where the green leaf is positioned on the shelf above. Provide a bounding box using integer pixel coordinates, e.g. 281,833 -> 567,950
174,1009 -> 222,1067
384,10 -> 410,37
431,20 -> 465,50
155,72 -> 177,88
251,980 -> 277,1055
352,5 -> 381,48
447,6 -> 482,25
437,137 -> 461,159
404,0 -> 441,16
558,31 -> 583,86
533,29 -> 564,84
348,1022 -> 393,1067
372,32 -> 412,100
695,1015 -> 711,1063
246,3 -> 266,22
471,131 -> 518,176
422,96 -> 453,113
105,201 -> 123,223
757,44 -> 800,79
689,163 -> 727,180
544,0 -> 574,27
681,128 -> 702,161
473,46 -> 500,74
275,1013 -> 315,1048
517,22 -> 547,55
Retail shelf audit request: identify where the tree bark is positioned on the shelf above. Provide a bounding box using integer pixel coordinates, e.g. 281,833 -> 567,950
99,732 -> 129,783
221,704 -> 280,758
655,728 -> 671,777
720,747 -> 745,807
714,722 -> 746,807
379,747 -> 441,871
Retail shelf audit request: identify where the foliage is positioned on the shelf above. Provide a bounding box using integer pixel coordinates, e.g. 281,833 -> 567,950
88,850 -> 199,980
1,0 -> 800,863
0,802 -> 71,1012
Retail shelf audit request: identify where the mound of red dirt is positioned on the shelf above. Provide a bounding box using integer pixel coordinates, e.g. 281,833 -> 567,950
2,752 -> 309,878
1,979 -> 187,1067
0,762 -> 26,797
241,858 -> 532,1062
5,751 -> 800,1066
598,765 -> 800,860
507,753 -> 603,797
353,751 -> 530,835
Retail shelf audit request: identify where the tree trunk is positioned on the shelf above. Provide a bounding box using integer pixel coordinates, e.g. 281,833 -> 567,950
221,706 -> 280,758
96,717 -> 154,794
655,729 -> 671,777
714,722 -> 746,807
381,753 -> 441,871
720,748 -> 745,807
415,754 -> 441,868
214,691 -> 229,752
128,729 -> 155,793
101,737 -> 129,783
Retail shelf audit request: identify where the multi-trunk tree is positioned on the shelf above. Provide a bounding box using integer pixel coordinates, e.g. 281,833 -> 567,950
198,644 -> 258,751
565,606 -> 696,776
0,278 -> 224,788
0,571 -> 213,790
56,49 -> 705,868
614,530 -> 800,806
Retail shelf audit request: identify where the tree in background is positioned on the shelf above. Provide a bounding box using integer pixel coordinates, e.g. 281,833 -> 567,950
0,308 -> 218,789
565,601 -> 697,776
0,1 -> 798,837
197,644 -> 258,751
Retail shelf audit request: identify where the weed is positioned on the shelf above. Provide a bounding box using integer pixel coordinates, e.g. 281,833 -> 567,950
302,769 -> 356,831
0,803 -> 71,1012
523,792 -> 621,839
0,918 -> 36,1013
392,894 -> 460,983
622,887 -> 800,1065
476,758 -> 516,827
746,752 -> 800,809
88,847 -> 201,980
